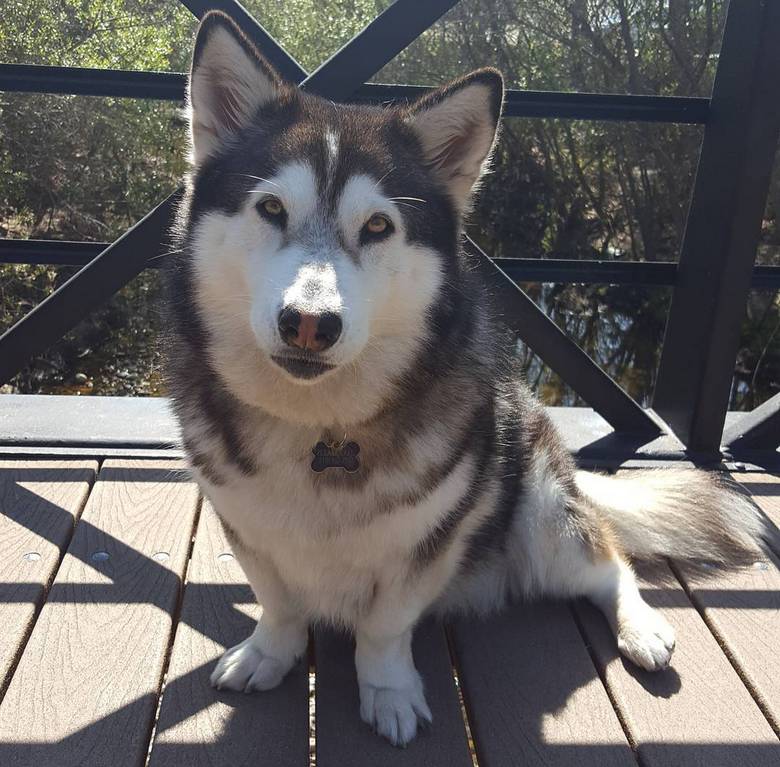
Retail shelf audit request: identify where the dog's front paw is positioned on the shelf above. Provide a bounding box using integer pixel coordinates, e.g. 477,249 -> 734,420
618,605 -> 676,671
210,637 -> 294,692
359,674 -> 432,747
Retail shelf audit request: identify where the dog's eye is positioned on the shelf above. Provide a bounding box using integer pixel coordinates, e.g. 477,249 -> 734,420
257,197 -> 287,227
360,214 -> 393,245
366,214 -> 388,234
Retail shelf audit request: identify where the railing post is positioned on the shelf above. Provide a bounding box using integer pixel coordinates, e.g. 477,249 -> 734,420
652,0 -> 780,454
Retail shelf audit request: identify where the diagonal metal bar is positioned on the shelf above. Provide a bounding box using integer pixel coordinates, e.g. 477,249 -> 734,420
178,0 -> 307,82
299,0 -> 460,100
652,0 -> 780,454
466,237 -> 661,436
0,2 -> 461,386
722,392 -> 780,452
0,193 -> 181,385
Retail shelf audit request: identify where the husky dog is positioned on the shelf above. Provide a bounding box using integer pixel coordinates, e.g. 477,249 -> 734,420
166,12 -> 766,746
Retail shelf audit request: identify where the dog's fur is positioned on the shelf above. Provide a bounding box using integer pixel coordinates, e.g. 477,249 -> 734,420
166,12 -> 768,746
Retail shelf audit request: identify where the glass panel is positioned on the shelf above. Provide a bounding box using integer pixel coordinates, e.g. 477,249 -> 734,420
376,0 -> 727,98
757,144 -> 780,267
242,0 -> 394,73
731,289 -> 780,412
4,269 -> 165,396
514,283 -> 671,408
0,94 -> 186,241
1,1 -> 196,70
471,119 -> 702,262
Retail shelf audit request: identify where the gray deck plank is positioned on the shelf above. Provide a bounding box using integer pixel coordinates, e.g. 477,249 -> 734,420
0,459 -> 199,767
148,501 -> 310,767
315,620 -> 473,767
574,565 -> 779,767
671,473 -> 780,735
732,472 -> 780,557
0,459 -> 96,696
450,601 -> 636,767
674,552 -> 780,735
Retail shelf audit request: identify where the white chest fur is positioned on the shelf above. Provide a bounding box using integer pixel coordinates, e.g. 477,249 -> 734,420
192,425 -> 476,624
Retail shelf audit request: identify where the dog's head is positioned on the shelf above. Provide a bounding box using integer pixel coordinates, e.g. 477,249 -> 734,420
179,11 -> 503,425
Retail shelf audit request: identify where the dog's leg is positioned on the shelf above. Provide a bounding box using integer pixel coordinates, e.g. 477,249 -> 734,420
354,598 -> 432,746
355,624 -> 431,747
581,555 -> 676,671
529,522 -> 676,670
516,458 -> 676,671
210,540 -> 308,692
533,536 -> 676,671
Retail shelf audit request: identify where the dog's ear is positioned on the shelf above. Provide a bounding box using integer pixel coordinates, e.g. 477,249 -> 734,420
188,11 -> 284,163
406,69 -> 503,211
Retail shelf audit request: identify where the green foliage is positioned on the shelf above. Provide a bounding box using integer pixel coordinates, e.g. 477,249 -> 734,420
1,0 -> 777,408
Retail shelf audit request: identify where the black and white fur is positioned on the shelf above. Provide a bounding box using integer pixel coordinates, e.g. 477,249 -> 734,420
166,12 -> 768,747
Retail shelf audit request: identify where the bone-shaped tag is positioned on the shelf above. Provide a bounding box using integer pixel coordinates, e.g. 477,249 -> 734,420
311,441 -> 360,473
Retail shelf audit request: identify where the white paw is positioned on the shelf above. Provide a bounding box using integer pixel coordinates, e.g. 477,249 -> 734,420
618,606 -> 676,671
359,673 -> 432,747
210,637 -> 294,692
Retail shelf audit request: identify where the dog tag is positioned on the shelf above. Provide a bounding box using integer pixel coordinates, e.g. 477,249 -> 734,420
311,440 -> 360,473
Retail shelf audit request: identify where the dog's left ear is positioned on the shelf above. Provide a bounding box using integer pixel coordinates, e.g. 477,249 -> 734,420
406,68 -> 503,211
188,11 -> 285,163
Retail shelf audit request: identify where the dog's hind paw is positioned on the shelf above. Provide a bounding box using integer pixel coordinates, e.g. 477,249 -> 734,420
210,638 -> 293,692
359,675 -> 432,747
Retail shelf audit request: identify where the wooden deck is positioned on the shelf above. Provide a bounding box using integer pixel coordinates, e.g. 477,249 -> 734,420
0,457 -> 777,766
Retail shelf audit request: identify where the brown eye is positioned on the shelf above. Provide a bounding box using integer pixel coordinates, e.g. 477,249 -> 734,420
262,197 -> 284,216
366,214 -> 389,234
257,196 -> 287,228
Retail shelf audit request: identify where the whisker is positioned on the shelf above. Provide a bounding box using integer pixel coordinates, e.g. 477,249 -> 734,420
235,173 -> 283,189
372,168 -> 395,193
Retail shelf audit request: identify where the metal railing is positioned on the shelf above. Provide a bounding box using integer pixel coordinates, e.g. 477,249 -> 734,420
1,0 -> 779,458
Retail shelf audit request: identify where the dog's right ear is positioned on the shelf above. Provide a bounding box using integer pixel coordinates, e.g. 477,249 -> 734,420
188,11 -> 283,164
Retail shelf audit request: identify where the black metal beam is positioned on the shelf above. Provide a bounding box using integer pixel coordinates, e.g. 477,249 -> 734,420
357,84 -> 709,124
722,392 -> 780,451
652,0 -> 780,454
0,240 -> 108,267
0,64 -> 186,100
9,241 -> 780,291
0,193 -> 180,385
466,237 -> 661,436
496,259 -> 780,289
0,63 -> 710,124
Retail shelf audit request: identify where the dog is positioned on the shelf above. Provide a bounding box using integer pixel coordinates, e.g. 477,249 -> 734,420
165,11 -> 767,746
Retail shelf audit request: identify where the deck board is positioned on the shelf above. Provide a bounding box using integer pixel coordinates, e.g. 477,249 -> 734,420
0,459 -> 198,767
732,472 -> 780,556
574,565 -> 779,767
673,553 -> 780,735
0,460 -> 96,695
450,601 -> 637,767
148,501 -> 310,767
314,620 -> 473,767
0,454 -> 777,765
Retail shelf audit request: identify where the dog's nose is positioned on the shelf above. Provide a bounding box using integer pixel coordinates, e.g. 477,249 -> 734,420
277,307 -> 342,352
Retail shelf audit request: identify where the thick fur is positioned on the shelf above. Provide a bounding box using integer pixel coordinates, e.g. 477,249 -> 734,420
576,469 -> 766,565
166,12 -> 768,747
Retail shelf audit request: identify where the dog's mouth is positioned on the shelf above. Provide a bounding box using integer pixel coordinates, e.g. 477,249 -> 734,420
271,353 -> 336,380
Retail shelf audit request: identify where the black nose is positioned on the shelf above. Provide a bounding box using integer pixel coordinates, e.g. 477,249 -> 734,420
277,307 -> 342,352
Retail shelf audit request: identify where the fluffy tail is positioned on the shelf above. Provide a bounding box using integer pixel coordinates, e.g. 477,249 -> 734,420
576,469 -> 768,565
